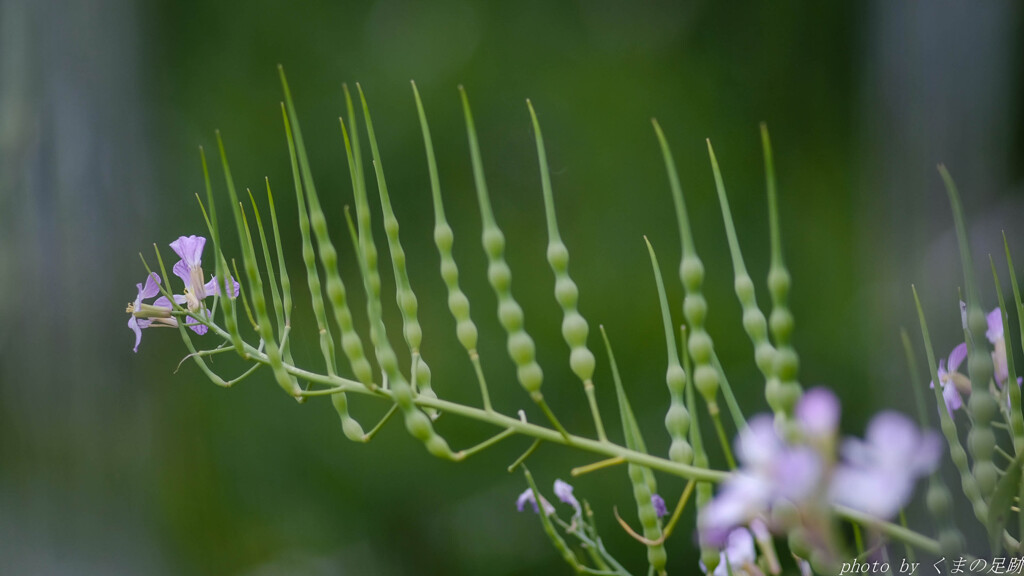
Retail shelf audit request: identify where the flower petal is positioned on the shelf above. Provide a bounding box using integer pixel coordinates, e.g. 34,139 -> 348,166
987,307 -> 1004,343
795,387 -> 840,437
128,316 -> 143,352
139,272 -> 162,299
204,275 -> 240,299
169,235 -> 206,268
947,342 -> 968,373
553,479 -> 580,514
172,259 -> 191,289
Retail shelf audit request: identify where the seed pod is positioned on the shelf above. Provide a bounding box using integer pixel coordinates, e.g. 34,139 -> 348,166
706,140 -> 777,406
645,238 -> 693,465
358,84 -> 439,414
528,100 -> 606,441
760,125 -> 803,422
682,324 -> 720,572
411,82 -> 493,411
913,287 -> 988,523
939,165 -> 999,499
279,72 -> 364,437
651,121 -> 721,419
599,326 -> 667,575
460,87 -> 567,436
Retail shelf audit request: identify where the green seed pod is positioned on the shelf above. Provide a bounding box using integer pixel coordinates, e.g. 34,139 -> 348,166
463,87 -> 568,432
359,85 -> 440,413
645,238 -> 693,465
760,124 -> 803,418
600,327 -> 668,574
682,324 -> 719,572
412,83 -> 496,412
652,121 -> 722,419
913,287 -> 989,524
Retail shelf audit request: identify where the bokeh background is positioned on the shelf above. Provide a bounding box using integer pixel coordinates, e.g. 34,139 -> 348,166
2,1 -> 1023,574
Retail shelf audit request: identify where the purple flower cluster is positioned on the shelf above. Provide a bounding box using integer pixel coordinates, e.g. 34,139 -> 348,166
931,303 -> 1020,416
517,478 -> 582,518
699,388 -> 939,552
126,235 -> 238,352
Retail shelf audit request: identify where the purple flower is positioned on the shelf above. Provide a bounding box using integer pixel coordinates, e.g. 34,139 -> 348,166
169,235 -> 239,335
516,487 -> 554,516
829,411 -> 941,519
700,528 -> 757,576
699,413 -> 823,546
930,342 -> 967,416
957,302 -> 1011,387
795,386 -> 840,437
651,493 -> 668,518
553,479 -> 581,516
126,272 -> 180,352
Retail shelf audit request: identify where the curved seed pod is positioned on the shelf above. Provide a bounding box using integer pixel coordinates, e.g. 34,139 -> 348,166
459,86 -> 567,437
651,121 -> 720,418
1001,236 -> 1024,454
645,237 -> 693,465
198,149 -> 243,354
348,207 -> 454,459
760,125 -> 803,423
527,100 -> 606,441
939,165 -> 999,498
682,324 -> 720,572
900,329 -> 964,556
599,326 -> 667,575
247,189 -> 286,340
278,70 -> 362,438
280,74 -> 373,388
342,85 -> 386,369
357,84 -> 439,414
913,287 -> 988,524
411,82 -> 493,412
213,133 -> 299,399
706,140 -> 776,390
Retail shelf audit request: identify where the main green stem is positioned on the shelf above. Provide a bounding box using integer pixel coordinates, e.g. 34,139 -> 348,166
184,316 -> 940,552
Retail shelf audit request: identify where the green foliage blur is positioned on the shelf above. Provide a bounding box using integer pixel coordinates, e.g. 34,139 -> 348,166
2,0 -> 1022,574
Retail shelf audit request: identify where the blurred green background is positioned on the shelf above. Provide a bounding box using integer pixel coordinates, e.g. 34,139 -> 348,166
2,1 -> 1023,574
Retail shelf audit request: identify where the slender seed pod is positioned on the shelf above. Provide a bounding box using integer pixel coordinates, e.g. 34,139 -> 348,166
652,121 -> 740,465
198,148 -> 243,354
342,85 -> 386,367
214,132 -> 299,399
459,86 -> 567,436
599,326 -> 667,575
706,140 -> 776,389
247,188 -> 286,340
913,287 -> 988,523
900,329 -> 964,556
278,71 -> 364,438
265,180 -> 293,331
760,124 -> 803,422
411,81 -> 493,412
939,165 -> 999,498
527,100 -> 606,441
683,325 -> 720,572
280,75 -> 373,389
991,258 -> 1024,451
357,84 -> 439,412
645,237 -> 693,465
346,203 -> 454,459
1002,236 -> 1024,455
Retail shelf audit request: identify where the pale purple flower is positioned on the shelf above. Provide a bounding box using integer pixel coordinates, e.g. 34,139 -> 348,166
553,479 -> 580,516
930,342 -> 967,416
516,487 -> 555,516
126,272 -> 180,352
957,302 -> 1011,387
699,413 -> 823,546
829,411 -> 941,519
700,528 -> 759,576
169,235 -> 239,335
795,386 -> 840,437
651,493 -> 668,518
